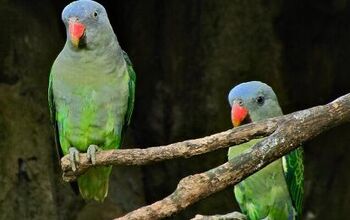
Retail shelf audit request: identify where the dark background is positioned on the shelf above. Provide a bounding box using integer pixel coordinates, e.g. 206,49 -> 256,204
0,0 -> 350,219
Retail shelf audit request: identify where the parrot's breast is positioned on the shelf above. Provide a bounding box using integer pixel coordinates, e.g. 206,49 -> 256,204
52,62 -> 129,153
234,161 -> 295,220
228,140 -> 296,220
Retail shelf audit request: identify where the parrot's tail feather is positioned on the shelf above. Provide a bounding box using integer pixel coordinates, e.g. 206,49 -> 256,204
77,166 -> 112,202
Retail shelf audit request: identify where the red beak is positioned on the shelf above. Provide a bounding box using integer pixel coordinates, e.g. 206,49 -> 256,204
231,103 -> 249,127
69,19 -> 85,47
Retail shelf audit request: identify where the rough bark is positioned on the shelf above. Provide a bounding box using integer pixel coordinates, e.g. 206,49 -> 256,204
113,94 -> 350,220
0,2 -> 64,219
0,1 -> 145,220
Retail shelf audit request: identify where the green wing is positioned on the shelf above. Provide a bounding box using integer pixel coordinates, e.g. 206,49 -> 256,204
48,72 -> 63,157
122,50 -> 136,129
283,147 -> 304,219
48,72 -> 55,125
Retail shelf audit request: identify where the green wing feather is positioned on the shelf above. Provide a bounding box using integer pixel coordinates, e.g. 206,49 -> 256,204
48,73 -> 54,124
122,50 -> 136,128
49,72 -> 80,193
48,72 -> 63,157
283,147 -> 304,219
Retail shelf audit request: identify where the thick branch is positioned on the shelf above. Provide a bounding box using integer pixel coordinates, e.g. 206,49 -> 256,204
114,94 -> 350,220
61,118 -> 279,181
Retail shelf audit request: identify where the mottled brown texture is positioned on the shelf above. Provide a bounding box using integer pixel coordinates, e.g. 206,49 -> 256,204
114,94 -> 350,220
1,1 -> 350,219
0,2 -> 64,219
0,1 -> 145,220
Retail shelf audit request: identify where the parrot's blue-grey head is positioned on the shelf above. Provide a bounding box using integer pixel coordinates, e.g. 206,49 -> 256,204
228,81 -> 283,127
62,0 -> 113,49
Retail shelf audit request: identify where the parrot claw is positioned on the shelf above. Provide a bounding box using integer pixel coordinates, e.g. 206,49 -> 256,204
87,145 -> 99,165
68,147 -> 80,172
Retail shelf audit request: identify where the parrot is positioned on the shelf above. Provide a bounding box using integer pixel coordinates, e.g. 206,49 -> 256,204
48,0 -> 136,202
227,81 -> 303,220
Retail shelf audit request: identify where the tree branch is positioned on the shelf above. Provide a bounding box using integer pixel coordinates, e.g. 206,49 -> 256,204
61,118 -> 280,182
112,94 -> 350,220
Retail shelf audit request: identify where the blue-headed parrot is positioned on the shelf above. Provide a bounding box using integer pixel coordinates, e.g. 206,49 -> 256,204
227,81 -> 303,220
48,0 -> 136,202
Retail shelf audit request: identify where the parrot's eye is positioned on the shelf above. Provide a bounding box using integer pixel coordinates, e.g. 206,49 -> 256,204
93,11 -> 98,18
256,96 -> 265,105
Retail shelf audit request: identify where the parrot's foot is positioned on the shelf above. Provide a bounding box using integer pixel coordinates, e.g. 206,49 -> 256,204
69,147 -> 80,172
87,145 -> 100,165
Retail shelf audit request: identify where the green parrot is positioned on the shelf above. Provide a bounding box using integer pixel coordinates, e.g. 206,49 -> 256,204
48,0 -> 135,202
227,81 -> 303,220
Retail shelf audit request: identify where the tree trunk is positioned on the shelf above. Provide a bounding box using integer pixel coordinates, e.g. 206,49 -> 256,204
1,0 -> 350,219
